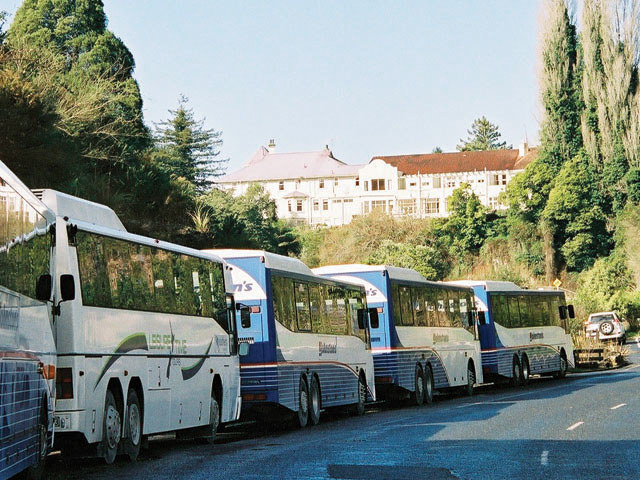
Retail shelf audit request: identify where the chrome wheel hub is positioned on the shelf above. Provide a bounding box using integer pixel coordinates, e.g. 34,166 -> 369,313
105,405 -> 121,450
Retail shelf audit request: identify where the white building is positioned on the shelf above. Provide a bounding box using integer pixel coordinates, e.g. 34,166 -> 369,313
218,141 -> 537,227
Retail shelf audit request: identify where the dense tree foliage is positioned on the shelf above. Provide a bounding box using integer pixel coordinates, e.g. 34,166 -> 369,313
456,117 -> 510,151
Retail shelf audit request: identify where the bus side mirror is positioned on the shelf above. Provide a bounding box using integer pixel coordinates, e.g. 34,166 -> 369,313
357,309 -> 367,330
368,308 -> 379,329
477,311 -> 486,325
36,274 -> 52,302
60,274 -> 75,302
567,305 -> 575,319
238,342 -> 250,356
559,305 -> 568,320
238,305 -> 251,328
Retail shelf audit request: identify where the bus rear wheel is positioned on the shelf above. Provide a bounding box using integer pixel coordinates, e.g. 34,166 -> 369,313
510,356 -> 522,387
554,350 -> 568,379
414,365 -> 425,406
100,390 -> 121,465
296,376 -> 309,428
308,376 -> 321,426
521,355 -> 530,386
124,389 -> 142,461
424,365 -> 434,405
352,374 -> 366,416
464,362 -> 475,396
203,392 -> 221,444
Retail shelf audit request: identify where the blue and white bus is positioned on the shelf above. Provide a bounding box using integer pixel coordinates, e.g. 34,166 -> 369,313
449,281 -> 574,385
0,162 -> 60,479
207,250 -> 375,427
314,265 -> 483,405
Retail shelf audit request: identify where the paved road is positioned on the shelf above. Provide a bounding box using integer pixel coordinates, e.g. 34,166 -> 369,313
46,342 -> 640,480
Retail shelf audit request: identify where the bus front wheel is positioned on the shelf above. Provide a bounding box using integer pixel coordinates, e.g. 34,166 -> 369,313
464,362 -> 475,396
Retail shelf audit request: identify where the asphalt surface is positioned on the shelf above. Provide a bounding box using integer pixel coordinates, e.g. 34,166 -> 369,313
45,341 -> 640,480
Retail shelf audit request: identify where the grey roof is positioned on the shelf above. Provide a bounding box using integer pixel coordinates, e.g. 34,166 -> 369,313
218,147 -> 364,183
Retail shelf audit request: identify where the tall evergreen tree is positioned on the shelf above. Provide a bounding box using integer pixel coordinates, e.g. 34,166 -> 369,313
155,96 -> 228,193
581,0 -> 639,211
456,116 -> 510,151
0,11 -> 7,44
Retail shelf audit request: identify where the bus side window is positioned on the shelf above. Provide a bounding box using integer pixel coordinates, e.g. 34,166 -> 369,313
293,282 -> 311,331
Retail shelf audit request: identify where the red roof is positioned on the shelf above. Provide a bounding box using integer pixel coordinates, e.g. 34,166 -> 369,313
372,148 -> 538,175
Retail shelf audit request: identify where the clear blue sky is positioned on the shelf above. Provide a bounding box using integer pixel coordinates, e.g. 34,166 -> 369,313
1,0 -> 541,171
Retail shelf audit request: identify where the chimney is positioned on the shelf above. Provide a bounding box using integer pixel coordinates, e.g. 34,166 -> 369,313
518,141 -> 529,157
267,139 -> 276,153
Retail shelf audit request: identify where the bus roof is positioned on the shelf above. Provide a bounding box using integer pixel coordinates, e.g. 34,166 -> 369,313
36,189 -> 126,231
313,264 -> 428,284
0,160 -> 55,224
446,280 -> 559,294
206,249 -> 314,277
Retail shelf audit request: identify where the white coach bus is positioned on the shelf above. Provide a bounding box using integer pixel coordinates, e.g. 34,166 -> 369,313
206,250 -> 375,427
449,281 -> 575,384
36,189 -> 246,464
0,163 -> 66,479
314,265 -> 483,405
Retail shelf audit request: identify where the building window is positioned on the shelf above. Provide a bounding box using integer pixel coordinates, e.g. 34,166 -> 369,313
371,179 -> 386,191
433,177 -> 441,188
319,179 -> 325,189
370,200 -> 390,213
296,200 -> 303,212
398,199 -> 416,215
279,181 -> 284,191
398,177 -> 406,190
313,200 -> 319,211
478,177 -> 485,184
334,178 -> 338,187
488,197 -> 501,209
409,182 -> 416,187
363,201 -> 370,214
500,174 -> 507,185
323,200 -> 329,211
422,198 -> 440,214
288,201 -> 292,212
355,177 -> 360,187
490,174 -> 499,186
446,180 -> 456,188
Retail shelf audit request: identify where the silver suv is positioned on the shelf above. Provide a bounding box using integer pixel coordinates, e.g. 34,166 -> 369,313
585,312 -> 626,344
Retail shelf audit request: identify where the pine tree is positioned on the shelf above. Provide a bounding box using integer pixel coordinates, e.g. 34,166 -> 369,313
155,96 -> 228,193
456,117 -> 510,151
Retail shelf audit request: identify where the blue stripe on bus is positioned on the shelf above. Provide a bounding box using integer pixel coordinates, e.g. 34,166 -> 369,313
0,359 -> 45,479
481,345 -> 564,377
372,349 -> 450,390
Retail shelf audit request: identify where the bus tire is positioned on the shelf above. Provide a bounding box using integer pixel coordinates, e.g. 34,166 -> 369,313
554,350 -> 568,379
424,365 -> 434,405
25,398 -> 48,480
124,389 -> 142,461
510,355 -> 521,387
101,390 -> 121,465
203,392 -> 221,444
464,362 -> 475,396
308,375 -> 321,426
296,375 -> 309,428
414,365 -> 425,406
352,373 -> 366,416
520,355 -> 530,386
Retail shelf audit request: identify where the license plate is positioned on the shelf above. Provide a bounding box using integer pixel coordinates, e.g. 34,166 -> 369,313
54,414 -> 71,430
